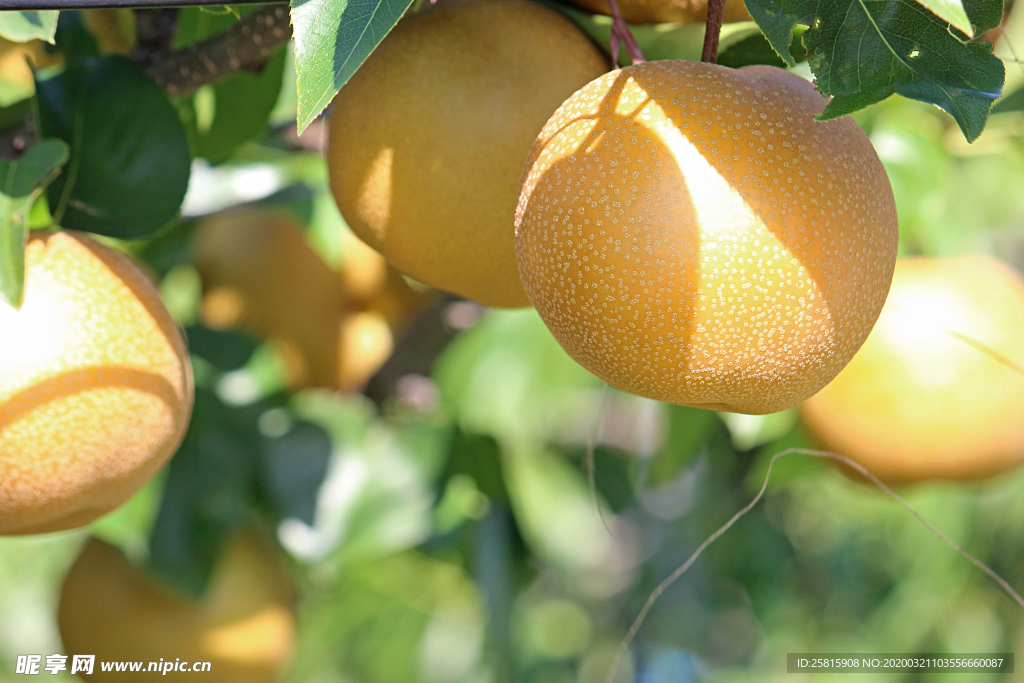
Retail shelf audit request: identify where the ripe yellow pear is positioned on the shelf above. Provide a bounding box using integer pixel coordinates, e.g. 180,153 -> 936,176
338,225 -> 390,301
327,0 -> 608,308
0,231 -> 192,535
0,37 -> 62,92
336,226 -> 435,337
83,9 -> 137,55
58,533 -> 295,682
515,61 -> 898,414
801,256 -> 1024,484
192,209 -> 409,392
192,208 -> 349,388
567,0 -> 751,25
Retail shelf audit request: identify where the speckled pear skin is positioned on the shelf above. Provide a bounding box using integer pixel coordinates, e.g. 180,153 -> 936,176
327,0 -> 608,308
802,256 -> 1024,484
0,231 -> 193,535
515,61 -> 898,415
58,533 -> 295,682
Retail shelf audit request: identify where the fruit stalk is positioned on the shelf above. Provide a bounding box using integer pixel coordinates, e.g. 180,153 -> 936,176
700,0 -> 727,62
607,0 -> 645,67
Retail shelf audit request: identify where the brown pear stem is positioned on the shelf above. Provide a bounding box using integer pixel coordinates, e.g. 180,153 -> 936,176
701,0 -> 726,63
607,0 -> 645,67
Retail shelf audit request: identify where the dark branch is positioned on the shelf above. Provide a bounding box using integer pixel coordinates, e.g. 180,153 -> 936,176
143,4 -> 292,97
131,8 -> 180,69
0,116 -> 38,163
363,294 -> 461,408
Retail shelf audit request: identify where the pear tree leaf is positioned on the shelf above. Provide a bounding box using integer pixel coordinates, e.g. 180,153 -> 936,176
913,0 -> 973,36
745,0 -> 1005,142
717,28 -> 807,68
53,10 -> 101,65
0,11 -> 58,44
149,389 -> 257,597
36,55 -> 191,239
646,405 -> 720,486
0,139 -> 69,309
150,386 -> 332,596
992,83 -> 1024,114
291,0 -> 415,132
173,7 -> 288,162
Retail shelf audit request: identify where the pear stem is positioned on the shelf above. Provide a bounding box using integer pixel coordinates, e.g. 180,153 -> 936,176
701,0 -> 726,63
607,0 -> 646,68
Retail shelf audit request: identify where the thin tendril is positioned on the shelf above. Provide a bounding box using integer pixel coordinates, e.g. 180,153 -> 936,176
605,447 -> 1024,683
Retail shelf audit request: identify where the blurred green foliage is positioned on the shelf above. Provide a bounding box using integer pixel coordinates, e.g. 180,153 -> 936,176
3,4 -> 1024,683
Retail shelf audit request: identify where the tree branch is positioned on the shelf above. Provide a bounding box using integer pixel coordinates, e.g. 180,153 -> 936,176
143,4 -> 292,96
0,117 -> 38,163
701,0 -> 726,63
0,4 -> 291,160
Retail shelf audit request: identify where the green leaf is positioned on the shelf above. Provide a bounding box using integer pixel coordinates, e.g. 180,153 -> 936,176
992,83 -> 1024,114
0,11 -> 58,44
184,324 -> 260,372
259,419 -> 332,525
718,408 -> 797,452
291,0 -> 416,132
433,309 -> 599,442
290,551 -> 485,683
646,405 -> 720,486
502,443 -> 617,574
182,53 -> 287,162
717,28 -> 807,68
150,385 -> 333,593
173,6 -> 288,161
745,0 -> 1005,141
440,428 -> 509,504
53,10 -> 101,64
741,0 -> 800,66
0,139 -> 69,309
913,0 -> 973,37
36,55 -> 192,239
149,389 -> 258,596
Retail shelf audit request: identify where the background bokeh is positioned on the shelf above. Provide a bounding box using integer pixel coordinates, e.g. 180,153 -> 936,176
4,3 -> 1024,682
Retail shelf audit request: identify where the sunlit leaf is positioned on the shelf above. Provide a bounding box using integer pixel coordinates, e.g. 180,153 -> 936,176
745,0 -> 1004,141
291,0 -> 415,132
913,0 -> 973,37
0,11 -> 58,44
0,139 -> 68,308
